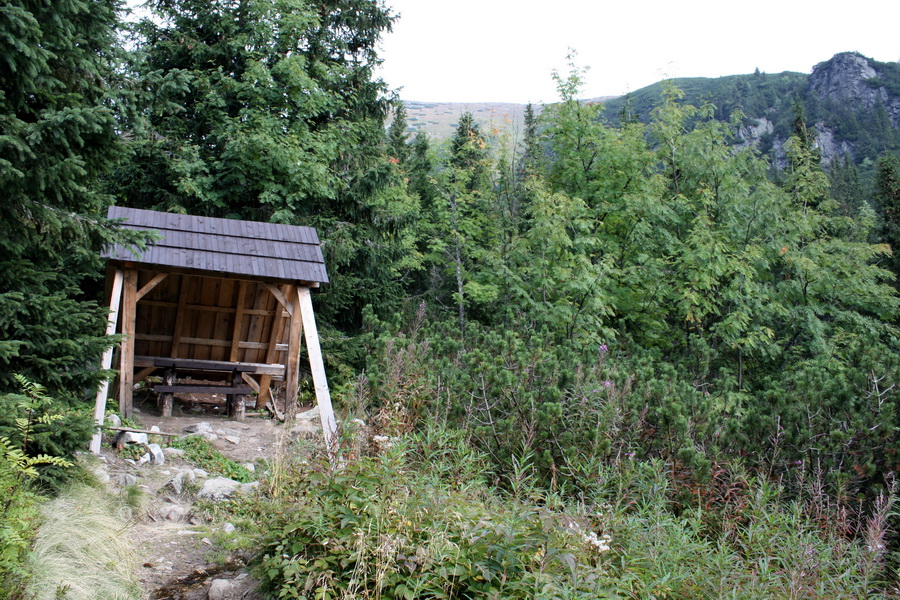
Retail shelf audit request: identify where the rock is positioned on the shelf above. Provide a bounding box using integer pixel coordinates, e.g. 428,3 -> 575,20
296,405 -> 319,420
222,522 -> 236,533
105,413 -> 122,428
215,427 -> 241,437
184,422 -> 213,434
118,431 -> 149,446
241,463 -> 255,472
193,468 -> 210,479
138,452 -> 151,465
149,425 -> 161,434
117,473 -> 138,487
89,465 -> 110,485
147,443 -> 165,465
223,435 -> 240,445
197,477 -> 242,501
165,469 -> 196,494
290,422 -> 320,439
240,481 -> 259,494
207,579 -> 232,600
156,502 -> 191,522
163,447 -> 186,458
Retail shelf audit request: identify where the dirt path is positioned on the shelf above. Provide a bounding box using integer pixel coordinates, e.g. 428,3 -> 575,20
99,397 -> 308,599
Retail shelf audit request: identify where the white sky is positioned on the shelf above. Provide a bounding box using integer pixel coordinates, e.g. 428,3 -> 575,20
376,0 -> 900,103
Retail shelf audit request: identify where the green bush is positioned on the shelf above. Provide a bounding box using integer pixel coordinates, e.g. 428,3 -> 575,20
259,431 -> 893,599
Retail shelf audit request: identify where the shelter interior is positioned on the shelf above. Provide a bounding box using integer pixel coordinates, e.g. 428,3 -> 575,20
91,206 -> 337,454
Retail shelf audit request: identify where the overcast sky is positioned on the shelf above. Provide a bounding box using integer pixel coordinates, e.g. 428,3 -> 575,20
376,0 -> 900,103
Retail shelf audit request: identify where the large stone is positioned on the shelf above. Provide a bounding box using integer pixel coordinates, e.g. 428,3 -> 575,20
147,443 -> 165,465
296,405 -> 319,420
183,422 -> 213,434
197,477 -> 242,501
164,469 -> 197,495
117,473 -> 138,487
156,501 -> 191,522
118,431 -> 148,446
163,447 -> 186,458
207,579 -> 232,600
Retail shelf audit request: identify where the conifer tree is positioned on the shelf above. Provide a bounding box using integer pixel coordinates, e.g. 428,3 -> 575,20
0,0 -> 130,395
117,0 -> 419,329
387,102 -> 412,166
876,154 -> 900,277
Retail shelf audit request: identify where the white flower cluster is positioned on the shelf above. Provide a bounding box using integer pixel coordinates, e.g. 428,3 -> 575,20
582,530 -> 612,553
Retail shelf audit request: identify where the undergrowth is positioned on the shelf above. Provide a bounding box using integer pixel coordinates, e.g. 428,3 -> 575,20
258,427 -> 893,599
168,435 -> 255,483
24,482 -> 141,600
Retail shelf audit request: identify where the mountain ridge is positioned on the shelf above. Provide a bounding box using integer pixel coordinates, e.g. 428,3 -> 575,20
402,52 -> 900,168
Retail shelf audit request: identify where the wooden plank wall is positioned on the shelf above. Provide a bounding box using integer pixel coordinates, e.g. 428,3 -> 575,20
133,271 -> 289,370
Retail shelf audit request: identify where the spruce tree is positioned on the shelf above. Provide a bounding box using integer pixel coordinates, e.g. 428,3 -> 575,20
876,154 -> 900,277
118,0 -> 419,329
0,0 -> 128,395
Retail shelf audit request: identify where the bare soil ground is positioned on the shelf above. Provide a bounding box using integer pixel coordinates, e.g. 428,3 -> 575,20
98,393 -> 310,599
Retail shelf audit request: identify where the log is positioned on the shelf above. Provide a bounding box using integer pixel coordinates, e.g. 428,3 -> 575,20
107,426 -> 179,437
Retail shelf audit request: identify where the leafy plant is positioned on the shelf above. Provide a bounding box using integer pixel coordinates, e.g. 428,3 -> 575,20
168,436 -> 255,483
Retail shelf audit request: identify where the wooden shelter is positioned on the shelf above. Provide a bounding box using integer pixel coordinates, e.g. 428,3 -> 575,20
90,207 -> 336,452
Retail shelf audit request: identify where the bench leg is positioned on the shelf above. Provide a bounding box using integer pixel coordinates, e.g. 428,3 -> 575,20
159,368 -> 175,417
228,394 -> 246,421
227,370 -> 245,421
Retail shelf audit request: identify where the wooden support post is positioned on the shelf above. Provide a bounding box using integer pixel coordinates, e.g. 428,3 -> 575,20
296,286 -> 337,454
119,269 -> 138,418
227,370 -> 246,421
159,367 -> 175,417
229,281 -> 248,362
90,268 -> 124,453
284,285 -> 304,419
257,300 -> 290,409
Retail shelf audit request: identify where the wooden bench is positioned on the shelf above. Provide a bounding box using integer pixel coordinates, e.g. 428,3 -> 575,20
147,358 -> 281,420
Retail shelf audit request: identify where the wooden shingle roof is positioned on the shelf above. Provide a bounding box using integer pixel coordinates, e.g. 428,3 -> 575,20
103,206 -> 329,284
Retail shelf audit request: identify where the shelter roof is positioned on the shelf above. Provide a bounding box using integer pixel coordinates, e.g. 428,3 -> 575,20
102,206 -> 328,284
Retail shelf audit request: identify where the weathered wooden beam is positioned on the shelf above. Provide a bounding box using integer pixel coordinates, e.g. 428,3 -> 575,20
241,372 -> 261,392
263,283 -> 293,316
297,286 -> 337,455
229,281 -> 248,362
136,272 -> 169,301
108,426 -> 179,437
133,355 -> 284,377
140,300 -> 277,317
134,366 -> 157,384
169,275 -> 190,358
257,288 -> 290,409
119,269 -> 138,417
284,285 -> 304,418
154,385 -> 254,394
90,268 -> 124,453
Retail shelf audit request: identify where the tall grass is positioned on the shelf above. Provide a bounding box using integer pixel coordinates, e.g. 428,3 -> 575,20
25,483 -> 140,600
258,427 -> 895,599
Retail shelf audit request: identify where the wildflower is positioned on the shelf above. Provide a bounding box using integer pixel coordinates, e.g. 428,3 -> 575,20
582,530 -> 612,553
603,380 -> 612,388
598,344 -> 608,353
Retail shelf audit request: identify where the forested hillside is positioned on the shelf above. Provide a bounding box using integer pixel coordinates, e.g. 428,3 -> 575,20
4,1 -> 900,598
